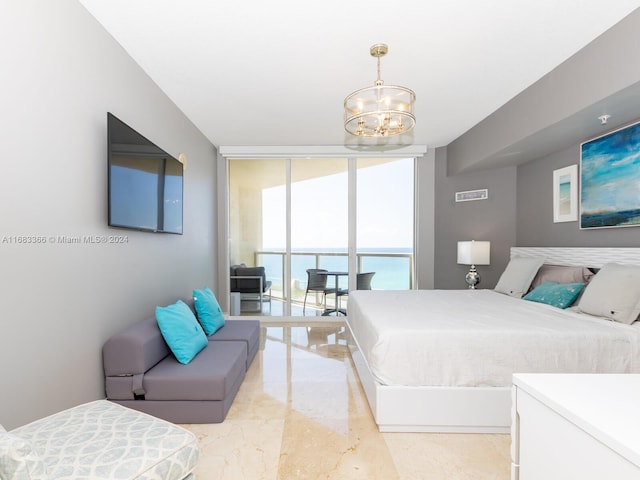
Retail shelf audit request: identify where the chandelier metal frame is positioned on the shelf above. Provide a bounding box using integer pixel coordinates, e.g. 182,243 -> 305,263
344,43 -> 416,138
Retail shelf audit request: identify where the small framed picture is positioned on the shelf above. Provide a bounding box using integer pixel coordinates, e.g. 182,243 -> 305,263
455,189 -> 488,202
553,165 -> 578,223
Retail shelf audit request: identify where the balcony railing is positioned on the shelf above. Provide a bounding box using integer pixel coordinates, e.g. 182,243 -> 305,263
254,250 -> 414,305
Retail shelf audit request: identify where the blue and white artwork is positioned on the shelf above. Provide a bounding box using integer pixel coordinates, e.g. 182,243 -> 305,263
558,173 -> 572,215
580,121 -> 640,229
553,165 -> 577,223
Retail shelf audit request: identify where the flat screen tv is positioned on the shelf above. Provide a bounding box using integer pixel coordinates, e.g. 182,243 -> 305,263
108,112 -> 183,234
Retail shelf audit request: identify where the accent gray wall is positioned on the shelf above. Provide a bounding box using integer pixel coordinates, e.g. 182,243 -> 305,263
517,140 -> 640,246
0,1 -> 216,429
434,147 -> 517,290
446,8 -> 640,175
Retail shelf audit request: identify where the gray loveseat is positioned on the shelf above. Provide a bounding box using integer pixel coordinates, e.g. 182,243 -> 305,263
103,305 -> 260,424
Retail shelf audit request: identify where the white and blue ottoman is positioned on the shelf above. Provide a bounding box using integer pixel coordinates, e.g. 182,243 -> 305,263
1,400 -> 199,479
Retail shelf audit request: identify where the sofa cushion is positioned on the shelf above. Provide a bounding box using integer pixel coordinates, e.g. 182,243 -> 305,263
209,320 -> 260,370
142,341 -> 247,401
156,300 -> 208,364
193,287 -> 225,335
103,316 -> 170,377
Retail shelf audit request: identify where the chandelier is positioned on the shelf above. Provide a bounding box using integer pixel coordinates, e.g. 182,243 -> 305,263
344,43 -> 416,137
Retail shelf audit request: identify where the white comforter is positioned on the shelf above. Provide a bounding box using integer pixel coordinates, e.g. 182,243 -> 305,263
347,289 -> 640,387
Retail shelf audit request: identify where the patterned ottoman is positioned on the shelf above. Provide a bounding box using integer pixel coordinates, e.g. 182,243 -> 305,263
2,400 -> 199,479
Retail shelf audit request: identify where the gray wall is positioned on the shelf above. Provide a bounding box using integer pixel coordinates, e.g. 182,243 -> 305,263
439,9 -> 640,289
434,147 -> 517,289
446,8 -> 640,175
0,1 -> 217,429
416,149 -> 436,289
517,141 -> 640,246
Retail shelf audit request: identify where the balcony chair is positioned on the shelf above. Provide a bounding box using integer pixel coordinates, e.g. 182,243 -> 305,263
336,272 -> 375,310
303,269 -> 337,314
230,264 -> 272,312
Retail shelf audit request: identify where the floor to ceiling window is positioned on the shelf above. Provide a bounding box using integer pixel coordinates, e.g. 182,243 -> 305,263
356,158 -> 415,291
228,156 -> 415,316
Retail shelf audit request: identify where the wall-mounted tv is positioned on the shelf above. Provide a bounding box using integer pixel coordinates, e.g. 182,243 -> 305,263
108,112 -> 183,234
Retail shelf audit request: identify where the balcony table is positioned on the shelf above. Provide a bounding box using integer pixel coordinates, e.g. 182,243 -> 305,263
317,271 -> 348,316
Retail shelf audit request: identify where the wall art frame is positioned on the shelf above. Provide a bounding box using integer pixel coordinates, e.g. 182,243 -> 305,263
553,165 -> 578,223
580,120 -> 640,229
455,189 -> 488,203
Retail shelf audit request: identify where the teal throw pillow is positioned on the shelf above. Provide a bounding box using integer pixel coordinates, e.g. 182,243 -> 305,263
523,281 -> 585,309
193,287 -> 225,336
156,300 -> 208,364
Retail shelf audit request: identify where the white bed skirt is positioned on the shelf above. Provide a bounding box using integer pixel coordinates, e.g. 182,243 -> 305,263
347,322 -> 511,433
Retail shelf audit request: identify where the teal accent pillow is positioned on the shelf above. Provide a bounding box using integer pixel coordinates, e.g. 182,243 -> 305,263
523,281 -> 585,309
193,287 -> 225,335
156,300 -> 208,364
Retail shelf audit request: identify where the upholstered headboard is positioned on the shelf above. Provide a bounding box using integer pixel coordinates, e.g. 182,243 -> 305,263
511,247 -> 640,269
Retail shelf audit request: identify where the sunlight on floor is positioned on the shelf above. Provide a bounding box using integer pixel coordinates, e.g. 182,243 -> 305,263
182,322 -> 511,479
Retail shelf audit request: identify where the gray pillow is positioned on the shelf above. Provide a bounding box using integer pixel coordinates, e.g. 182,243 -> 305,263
577,262 -> 640,324
494,256 -> 545,298
529,264 -> 594,290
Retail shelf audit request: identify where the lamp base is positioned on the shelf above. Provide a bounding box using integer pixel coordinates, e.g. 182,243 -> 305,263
465,265 -> 481,289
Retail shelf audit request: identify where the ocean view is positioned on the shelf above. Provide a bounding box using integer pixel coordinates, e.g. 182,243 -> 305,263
259,247 -> 413,293
581,208 -> 640,228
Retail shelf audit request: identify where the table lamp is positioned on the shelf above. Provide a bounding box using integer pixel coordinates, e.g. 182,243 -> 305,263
457,240 -> 491,289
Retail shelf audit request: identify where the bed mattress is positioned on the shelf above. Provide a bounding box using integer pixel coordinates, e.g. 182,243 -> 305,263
347,289 -> 640,387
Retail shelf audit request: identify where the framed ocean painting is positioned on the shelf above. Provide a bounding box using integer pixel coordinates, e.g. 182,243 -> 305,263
580,120 -> 640,229
553,165 -> 577,223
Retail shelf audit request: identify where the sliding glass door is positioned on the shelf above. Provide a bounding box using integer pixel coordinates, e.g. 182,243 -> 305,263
290,158 -> 349,314
228,156 -> 414,316
356,158 -> 415,291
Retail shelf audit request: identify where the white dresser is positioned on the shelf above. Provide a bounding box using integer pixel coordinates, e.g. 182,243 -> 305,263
511,373 -> 640,480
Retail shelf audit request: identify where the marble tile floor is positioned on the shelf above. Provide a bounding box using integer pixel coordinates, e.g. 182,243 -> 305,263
182,322 -> 511,480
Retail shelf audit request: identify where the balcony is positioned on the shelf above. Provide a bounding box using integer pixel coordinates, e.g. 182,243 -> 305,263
239,250 -> 413,316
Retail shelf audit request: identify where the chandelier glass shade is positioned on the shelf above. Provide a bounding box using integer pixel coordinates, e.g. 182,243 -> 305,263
344,44 -> 416,137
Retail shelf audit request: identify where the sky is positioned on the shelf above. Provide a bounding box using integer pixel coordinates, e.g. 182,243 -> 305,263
581,122 -> 640,215
262,158 -> 414,250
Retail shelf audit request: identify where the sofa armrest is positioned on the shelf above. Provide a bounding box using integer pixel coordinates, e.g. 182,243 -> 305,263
103,317 -> 170,376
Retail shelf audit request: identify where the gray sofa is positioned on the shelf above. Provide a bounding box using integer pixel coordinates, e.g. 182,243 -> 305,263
103,307 -> 260,424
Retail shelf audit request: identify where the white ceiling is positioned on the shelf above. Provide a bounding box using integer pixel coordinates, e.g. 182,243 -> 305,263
78,0 -> 640,150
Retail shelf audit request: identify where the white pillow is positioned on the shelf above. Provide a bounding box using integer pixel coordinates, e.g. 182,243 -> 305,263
0,429 -> 48,480
494,256 -> 545,298
577,262 -> 640,325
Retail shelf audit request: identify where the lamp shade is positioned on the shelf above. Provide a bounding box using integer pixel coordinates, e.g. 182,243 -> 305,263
457,241 -> 490,265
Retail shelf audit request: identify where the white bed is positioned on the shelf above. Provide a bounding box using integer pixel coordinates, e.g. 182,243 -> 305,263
345,247 -> 640,433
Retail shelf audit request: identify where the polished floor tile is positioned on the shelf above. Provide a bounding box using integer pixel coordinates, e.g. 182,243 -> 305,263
183,322 -> 511,480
